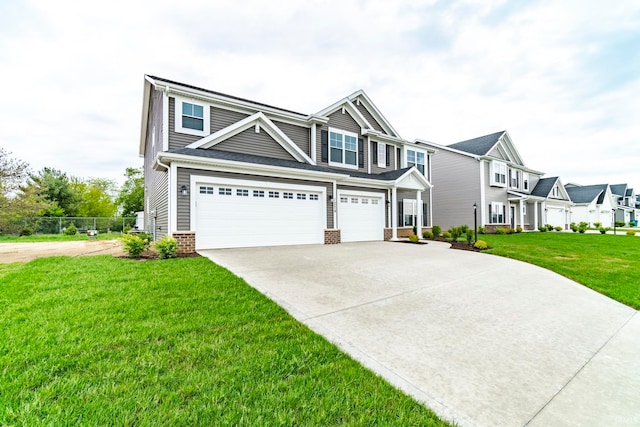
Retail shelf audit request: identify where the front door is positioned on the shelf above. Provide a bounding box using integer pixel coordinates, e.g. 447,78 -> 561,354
510,206 -> 516,228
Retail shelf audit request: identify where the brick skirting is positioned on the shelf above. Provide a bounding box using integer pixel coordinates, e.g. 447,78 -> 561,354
324,229 -> 341,244
384,228 -> 392,241
172,231 -> 196,254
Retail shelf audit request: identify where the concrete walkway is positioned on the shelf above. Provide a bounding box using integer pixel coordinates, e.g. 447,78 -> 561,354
200,241 -> 639,427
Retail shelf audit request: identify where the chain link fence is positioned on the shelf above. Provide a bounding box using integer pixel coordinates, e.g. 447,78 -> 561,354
1,216 -> 137,235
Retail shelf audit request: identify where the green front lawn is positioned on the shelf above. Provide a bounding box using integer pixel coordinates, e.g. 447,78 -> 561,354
480,232 -> 640,309
0,233 -> 122,242
0,256 -> 448,426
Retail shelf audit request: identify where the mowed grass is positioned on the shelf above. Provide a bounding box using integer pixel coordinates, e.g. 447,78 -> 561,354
0,233 -> 122,242
0,256 -> 448,426
481,232 -> 640,309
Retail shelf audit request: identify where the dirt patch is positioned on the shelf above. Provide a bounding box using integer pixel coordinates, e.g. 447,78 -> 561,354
0,240 -> 124,263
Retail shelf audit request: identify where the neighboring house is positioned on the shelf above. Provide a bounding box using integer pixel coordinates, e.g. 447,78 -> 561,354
610,184 -> 637,224
565,184 -> 616,227
419,131 -> 569,231
140,75 -> 434,250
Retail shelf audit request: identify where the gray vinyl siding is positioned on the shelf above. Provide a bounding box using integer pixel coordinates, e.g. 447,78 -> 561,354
211,107 -> 249,133
488,147 -> 506,160
176,167 -> 335,230
273,120 -> 311,155
213,128 -> 297,161
316,110 -> 368,172
144,89 -> 168,239
430,151 -> 482,230
354,101 -> 384,132
370,141 -> 397,174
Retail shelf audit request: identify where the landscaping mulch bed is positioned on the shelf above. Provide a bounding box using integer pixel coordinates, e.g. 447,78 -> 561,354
393,237 -> 483,252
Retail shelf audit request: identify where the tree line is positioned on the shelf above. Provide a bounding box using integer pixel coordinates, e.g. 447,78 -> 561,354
1,147 -> 143,234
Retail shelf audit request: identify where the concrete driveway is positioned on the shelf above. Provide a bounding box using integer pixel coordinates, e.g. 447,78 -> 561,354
201,241 -> 639,427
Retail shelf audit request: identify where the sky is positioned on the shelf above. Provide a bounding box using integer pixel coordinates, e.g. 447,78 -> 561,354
1,0 -> 639,189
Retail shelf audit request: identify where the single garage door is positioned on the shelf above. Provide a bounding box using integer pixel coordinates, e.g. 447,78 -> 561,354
195,178 -> 325,249
546,205 -> 566,228
337,190 -> 385,242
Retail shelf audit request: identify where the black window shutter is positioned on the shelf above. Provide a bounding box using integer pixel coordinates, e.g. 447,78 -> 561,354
358,138 -> 364,168
386,145 -> 391,167
321,130 -> 328,163
398,201 -> 404,227
397,147 -> 401,168
503,205 -> 506,223
489,204 -> 492,223
372,141 -> 378,164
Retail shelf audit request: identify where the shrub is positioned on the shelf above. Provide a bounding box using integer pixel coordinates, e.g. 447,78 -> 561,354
615,221 -> 626,228
593,222 -> 601,228
412,225 -> 417,235
63,223 -> 78,235
477,226 -> 485,234
538,226 -> 547,232
626,230 -> 636,236
578,226 -> 587,234
442,231 -> 452,240
629,222 -> 636,228
546,224 -> 554,231
409,234 -> 419,243
155,235 -> 178,259
465,229 -> 474,244
474,240 -> 488,250
506,228 -> 516,234
599,227 -> 608,234
449,226 -> 463,241
516,226 -> 523,233
579,222 -> 589,229
570,222 -> 578,233
554,226 -> 563,232
19,227 -> 33,236
460,225 -> 469,234
496,227 -> 507,235
122,233 -> 151,258
422,230 -> 433,239
432,225 -> 441,238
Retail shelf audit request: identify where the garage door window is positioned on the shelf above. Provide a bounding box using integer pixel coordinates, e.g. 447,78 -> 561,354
297,193 -> 306,200
269,191 -> 279,198
219,188 -> 232,196
199,186 -> 214,194
253,190 -> 265,197
284,192 -> 294,199
237,189 -> 249,197
310,194 -> 319,200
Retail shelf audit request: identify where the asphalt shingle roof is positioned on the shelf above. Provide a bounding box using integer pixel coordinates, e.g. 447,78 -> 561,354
530,177 -> 558,198
610,184 -> 627,196
566,184 -> 608,204
168,148 -> 413,182
447,131 -> 506,156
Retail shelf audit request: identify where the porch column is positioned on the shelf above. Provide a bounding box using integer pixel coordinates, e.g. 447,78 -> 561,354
541,201 -> 546,226
519,199 -> 524,229
534,201 -> 539,230
416,190 -> 422,237
391,187 -> 398,240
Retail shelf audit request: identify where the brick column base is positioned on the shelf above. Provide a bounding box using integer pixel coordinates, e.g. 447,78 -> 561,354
324,229 -> 341,244
172,231 -> 196,254
384,228 -> 392,241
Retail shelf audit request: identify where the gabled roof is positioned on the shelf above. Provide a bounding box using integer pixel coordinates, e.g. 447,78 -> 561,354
530,177 -> 558,198
447,131 -> 506,156
566,184 -> 608,204
185,111 -> 314,164
625,188 -> 633,197
610,184 -> 628,197
315,98 -> 375,133
347,90 -> 400,138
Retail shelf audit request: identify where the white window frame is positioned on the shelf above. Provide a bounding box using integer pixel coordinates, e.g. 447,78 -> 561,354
491,161 -> 507,187
490,202 -> 505,224
377,142 -> 386,168
509,169 -> 520,189
328,127 -> 358,170
551,185 -> 559,198
174,96 -> 210,137
523,173 -> 530,191
406,149 -> 426,175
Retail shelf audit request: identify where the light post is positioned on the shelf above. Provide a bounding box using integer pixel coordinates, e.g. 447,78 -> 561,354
612,209 -> 616,235
473,202 -> 478,243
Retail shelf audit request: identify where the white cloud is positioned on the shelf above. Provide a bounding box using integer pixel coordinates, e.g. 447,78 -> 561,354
0,0 -> 638,189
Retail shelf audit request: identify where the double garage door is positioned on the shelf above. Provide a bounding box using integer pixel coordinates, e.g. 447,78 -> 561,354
195,178 -> 325,249
194,178 -> 386,249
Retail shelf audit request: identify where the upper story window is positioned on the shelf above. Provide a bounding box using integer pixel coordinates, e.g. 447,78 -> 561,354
377,142 -> 386,168
551,185 -> 559,198
407,150 -> 425,175
490,161 -> 507,187
523,173 -> 530,191
329,128 -> 358,169
509,169 -> 520,189
175,97 -> 210,137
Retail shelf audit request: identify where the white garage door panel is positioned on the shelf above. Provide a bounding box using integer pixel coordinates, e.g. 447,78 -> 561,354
195,182 -> 325,249
546,206 -> 565,227
338,191 -> 384,242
